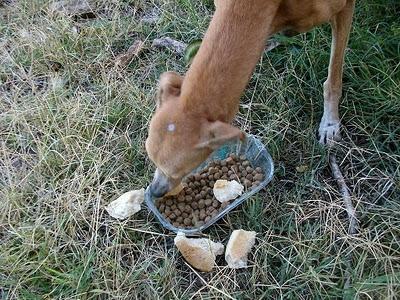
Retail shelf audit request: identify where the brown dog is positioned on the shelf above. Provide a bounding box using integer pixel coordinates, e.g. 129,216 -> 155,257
146,0 -> 355,197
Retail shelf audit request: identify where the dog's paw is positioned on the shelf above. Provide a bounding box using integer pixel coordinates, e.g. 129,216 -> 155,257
318,117 -> 341,145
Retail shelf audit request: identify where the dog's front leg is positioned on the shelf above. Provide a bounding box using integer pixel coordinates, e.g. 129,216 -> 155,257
319,0 -> 355,145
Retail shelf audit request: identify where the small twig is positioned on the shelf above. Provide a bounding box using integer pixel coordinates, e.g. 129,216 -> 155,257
329,153 -> 358,234
329,152 -> 359,292
114,39 -> 144,68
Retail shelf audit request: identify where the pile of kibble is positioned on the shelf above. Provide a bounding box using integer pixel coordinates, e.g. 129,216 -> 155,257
155,154 -> 264,229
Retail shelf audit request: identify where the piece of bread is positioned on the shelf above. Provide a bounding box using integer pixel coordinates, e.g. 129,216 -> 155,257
225,229 -> 256,268
105,189 -> 145,220
174,232 -> 224,272
213,180 -> 244,202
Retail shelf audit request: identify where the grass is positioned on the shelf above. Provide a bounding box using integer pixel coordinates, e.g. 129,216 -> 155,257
0,0 -> 399,299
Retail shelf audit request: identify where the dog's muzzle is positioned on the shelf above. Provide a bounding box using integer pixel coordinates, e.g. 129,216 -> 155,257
149,168 -> 170,198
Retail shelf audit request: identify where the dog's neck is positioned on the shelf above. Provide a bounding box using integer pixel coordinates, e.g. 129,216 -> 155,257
180,1 -> 280,123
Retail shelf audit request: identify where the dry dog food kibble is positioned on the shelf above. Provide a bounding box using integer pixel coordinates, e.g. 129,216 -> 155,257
155,153 -> 264,229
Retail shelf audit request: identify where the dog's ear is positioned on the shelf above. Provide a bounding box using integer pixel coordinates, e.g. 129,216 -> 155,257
196,120 -> 245,150
156,72 -> 183,109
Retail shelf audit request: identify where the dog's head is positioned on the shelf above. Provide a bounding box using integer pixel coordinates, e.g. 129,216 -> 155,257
146,71 -> 244,197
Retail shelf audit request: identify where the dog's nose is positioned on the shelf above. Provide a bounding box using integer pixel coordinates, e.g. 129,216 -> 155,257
149,168 -> 170,198
149,181 -> 169,198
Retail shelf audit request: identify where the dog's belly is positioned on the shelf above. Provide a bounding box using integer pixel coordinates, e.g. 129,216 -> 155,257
272,0 -> 347,34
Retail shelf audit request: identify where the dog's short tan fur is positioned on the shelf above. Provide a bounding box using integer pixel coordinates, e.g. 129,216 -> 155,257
146,0 -> 355,196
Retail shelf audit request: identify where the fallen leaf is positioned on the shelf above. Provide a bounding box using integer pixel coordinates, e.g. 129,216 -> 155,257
184,39 -> 202,65
152,37 -> 187,55
115,40 -> 144,68
49,0 -> 93,16
296,165 -> 308,173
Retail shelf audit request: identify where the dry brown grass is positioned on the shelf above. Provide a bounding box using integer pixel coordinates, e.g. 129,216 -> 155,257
1,0 -> 399,299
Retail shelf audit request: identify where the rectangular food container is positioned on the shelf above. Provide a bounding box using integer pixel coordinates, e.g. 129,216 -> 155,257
145,135 -> 274,234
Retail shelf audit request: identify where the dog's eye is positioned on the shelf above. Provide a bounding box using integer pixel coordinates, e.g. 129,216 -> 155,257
166,123 -> 176,132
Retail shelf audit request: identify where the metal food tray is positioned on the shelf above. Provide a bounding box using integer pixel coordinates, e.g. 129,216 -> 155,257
145,135 -> 274,234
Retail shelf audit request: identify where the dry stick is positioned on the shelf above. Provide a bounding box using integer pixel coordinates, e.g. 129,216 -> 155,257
328,152 -> 359,292
328,153 -> 358,234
